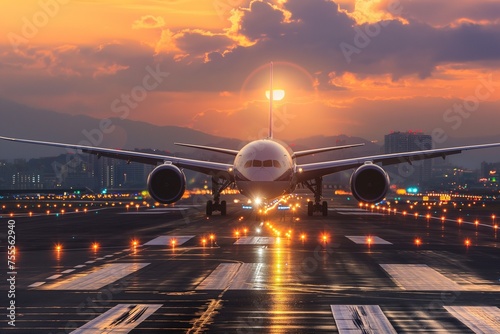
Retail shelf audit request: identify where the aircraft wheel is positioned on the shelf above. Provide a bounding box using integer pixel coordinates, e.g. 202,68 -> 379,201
307,201 -> 313,216
206,200 -> 213,216
322,201 -> 328,216
221,200 -> 227,216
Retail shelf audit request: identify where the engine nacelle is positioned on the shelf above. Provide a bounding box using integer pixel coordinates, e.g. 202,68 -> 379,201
350,163 -> 390,203
147,164 -> 186,204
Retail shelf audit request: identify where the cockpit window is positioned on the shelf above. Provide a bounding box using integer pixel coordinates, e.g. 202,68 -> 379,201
243,159 -> 283,168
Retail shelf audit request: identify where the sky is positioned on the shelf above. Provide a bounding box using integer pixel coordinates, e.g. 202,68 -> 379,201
1,0 -> 500,144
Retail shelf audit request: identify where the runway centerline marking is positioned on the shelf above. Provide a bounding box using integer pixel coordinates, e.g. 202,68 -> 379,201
40,263 -> 149,290
444,306 -> 500,333
70,303 -> 162,334
380,264 -> 463,290
143,235 -> 195,246
331,305 -> 397,334
346,236 -> 392,245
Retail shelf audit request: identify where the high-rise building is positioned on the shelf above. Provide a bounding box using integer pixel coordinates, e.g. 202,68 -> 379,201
384,131 -> 433,188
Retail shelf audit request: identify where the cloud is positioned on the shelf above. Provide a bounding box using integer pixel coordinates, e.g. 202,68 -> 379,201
132,15 -> 165,29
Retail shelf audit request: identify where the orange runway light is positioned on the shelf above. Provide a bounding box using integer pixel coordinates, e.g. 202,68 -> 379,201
465,239 -> 471,247
366,236 -> 373,246
414,238 -> 422,247
55,244 -> 62,252
170,238 -> 177,247
92,243 -> 99,251
300,233 -> 306,242
201,238 -> 207,247
474,220 -> 480,227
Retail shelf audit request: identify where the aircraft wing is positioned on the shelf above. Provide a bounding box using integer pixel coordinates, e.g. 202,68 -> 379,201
296,142 -> 500,183
0,136 -> 234,179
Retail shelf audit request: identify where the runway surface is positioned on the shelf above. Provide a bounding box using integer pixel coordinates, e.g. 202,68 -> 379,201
1,196 -> 499,333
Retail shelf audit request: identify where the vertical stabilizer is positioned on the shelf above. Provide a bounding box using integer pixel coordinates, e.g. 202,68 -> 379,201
268,62 -> 274,139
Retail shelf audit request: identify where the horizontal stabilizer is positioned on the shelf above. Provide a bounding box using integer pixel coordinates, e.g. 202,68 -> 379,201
175,143 -> 239,156
294,143 -> 365,158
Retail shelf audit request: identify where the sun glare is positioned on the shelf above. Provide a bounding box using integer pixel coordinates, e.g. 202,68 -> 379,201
265,89 -> 285,101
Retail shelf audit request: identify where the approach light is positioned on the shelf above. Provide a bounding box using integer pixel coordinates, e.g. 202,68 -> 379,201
265,89 -> 285,101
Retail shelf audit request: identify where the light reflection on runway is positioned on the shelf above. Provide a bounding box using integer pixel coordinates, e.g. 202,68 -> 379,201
2,198 -> 500,333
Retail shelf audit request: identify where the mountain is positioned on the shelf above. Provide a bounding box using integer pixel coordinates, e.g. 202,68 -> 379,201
1,99 -> 499,168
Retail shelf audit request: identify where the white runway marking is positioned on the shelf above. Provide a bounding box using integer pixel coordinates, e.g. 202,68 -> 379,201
234,236 -> 276,245
333,208 -> 383,216
196,263 -> 265,290
346,236 -> 392,245
40,263 -> 149,290
28,282 -> 45,288
331,305 -> 397,334
74,265 -> 85,268
46,274 -> 62,280
380,264 -> 462,290
444,306 -> 500,333
62,269 -> 75,274
85,261 -> 95,264
143,235 -> 195,246
70,304 -> 162,334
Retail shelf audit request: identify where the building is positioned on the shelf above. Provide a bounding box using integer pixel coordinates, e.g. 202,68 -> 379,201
384,131 -> 433,188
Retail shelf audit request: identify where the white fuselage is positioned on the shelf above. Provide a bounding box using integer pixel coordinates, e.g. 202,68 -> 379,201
233,139 -> 296,201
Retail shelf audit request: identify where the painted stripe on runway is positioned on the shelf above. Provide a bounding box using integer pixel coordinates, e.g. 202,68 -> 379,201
197,263 -> 241,290
331,305 -> 397,334
234,236 -> 276,245
143,235 -> 195,246
230,263 -> 265,289
74,265 -> 85,268
444,306 -> 500,333
70,304 -> 162,334
28,282 -> 45,288
46,274 -> 62,280
196,263 -> 265,290
62,269 -> 75,274
380,264 -> 462,290
40,263 -> 149,290
334,208 -> 383,216
346,236 -> 392,245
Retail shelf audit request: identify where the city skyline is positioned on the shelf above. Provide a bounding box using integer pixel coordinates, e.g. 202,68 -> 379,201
1,0 -> 499,142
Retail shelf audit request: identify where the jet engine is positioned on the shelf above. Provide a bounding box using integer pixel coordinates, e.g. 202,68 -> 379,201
350,163 -> 390,203
147,164 -> 186,204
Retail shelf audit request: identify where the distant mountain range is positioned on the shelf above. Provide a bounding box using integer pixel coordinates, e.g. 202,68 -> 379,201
1,98 -> 499,168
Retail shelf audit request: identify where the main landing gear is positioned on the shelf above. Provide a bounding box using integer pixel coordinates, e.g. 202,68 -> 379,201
206,176 -> 231,216
304,177 -> 328,216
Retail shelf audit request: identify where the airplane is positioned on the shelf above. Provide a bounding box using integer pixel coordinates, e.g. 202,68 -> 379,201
2,63 -> 500,217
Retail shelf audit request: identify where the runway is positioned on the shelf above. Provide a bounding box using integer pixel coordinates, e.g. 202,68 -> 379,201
1,196 -> 499,333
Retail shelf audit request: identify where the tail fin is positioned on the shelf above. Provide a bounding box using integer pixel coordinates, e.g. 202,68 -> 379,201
268,62 -> 274,139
